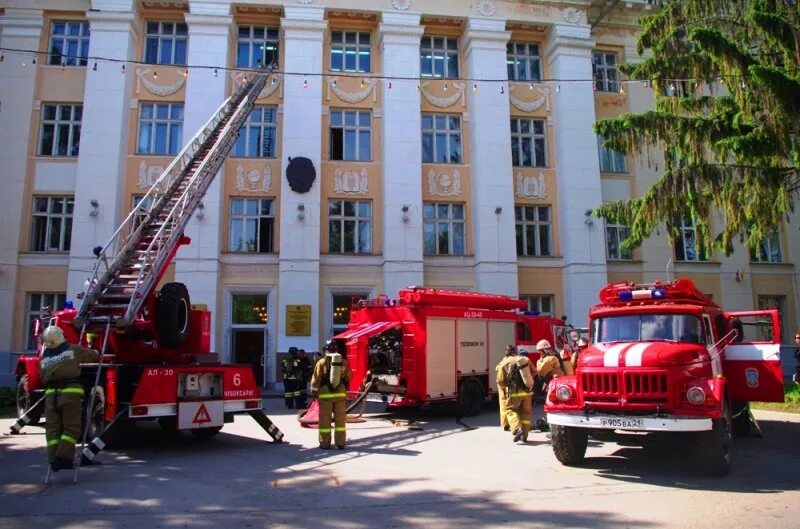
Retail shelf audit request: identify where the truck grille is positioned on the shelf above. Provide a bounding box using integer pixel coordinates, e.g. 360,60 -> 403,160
580,371 -> 670,406
581,372 -> 619,402
624,372 -> 669,404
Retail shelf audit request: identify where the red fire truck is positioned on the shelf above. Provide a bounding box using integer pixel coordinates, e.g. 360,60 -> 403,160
12,66 -> 282,447
335,287 -> 564,416
544,279 -> 785,476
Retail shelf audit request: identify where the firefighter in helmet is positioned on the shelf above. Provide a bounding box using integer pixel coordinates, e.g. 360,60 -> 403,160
38,326 -> 99,471
496,344 -> 536,443
536,338 -> 573,382
571,338 -> 589,371
310,339 -> 351,449
282,347 -> 303,409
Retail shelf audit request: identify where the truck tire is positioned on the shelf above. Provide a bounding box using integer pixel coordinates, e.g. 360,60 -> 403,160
551,424 -> 588,465
731,401 -> 751,437
156,282 -> 191,348
190,427 -> 222,440
701,401 -> 732,477
458,378 -> 484,417
85,387 -> 120,447
16,375 -> 42,425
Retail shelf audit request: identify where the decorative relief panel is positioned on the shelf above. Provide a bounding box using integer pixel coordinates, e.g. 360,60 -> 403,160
326,77 -> 378,104
135,68 -> 187,97
137,161 -> 165,189
515,172 -> 548,199
562,7 -> 582,24
509,84 -> 551,113
476,0 -> 497,17
419,81 -> 467,108
235,164 -> 272,193
391,0 -> 411,10
231,71 -> 283,100
333,168 -> 369,195
427,169 -> 462,197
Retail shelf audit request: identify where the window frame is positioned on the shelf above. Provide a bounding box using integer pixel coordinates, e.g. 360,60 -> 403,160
420,36 -> 459,79
593,51 -> 620,93
328,199 -> 373,254
26,293 -> 66,350
510,118 -> 547,168
30,196 -> 74,253
421,113 -> 463,164
506,42 -> 542,82
514,205 -> 552,257
750,229 -> 782,263
39,104 -> 82,157
136,102 -> 184,155
605,223 -> 633,261
520,294 -> 554,316
674,217 -> 708,262
228,197 -> 276,254
48,20 -> 90,67
329,109 -> 372,162
330,30 -> 371,73
235,25 -> 280,68
423,202 -> 466,256
597,135 -> 627,173
143,21 -> 188,65
232,106 -> 278,158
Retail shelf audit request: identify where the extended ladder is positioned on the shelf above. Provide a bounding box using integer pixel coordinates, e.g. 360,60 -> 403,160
75,65 -> 274,327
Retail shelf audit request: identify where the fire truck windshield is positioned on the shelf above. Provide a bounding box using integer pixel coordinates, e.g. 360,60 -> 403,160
592,313 -> 704,344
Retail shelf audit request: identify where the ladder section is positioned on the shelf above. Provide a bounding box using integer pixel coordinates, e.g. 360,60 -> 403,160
76,66 -> 274,327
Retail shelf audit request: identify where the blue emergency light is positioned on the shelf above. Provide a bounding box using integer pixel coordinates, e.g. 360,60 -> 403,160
64,300 -> 75,310
619,288 -> 667,301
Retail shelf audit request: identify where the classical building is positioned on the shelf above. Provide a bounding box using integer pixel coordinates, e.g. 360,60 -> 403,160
1,0 -> 797,387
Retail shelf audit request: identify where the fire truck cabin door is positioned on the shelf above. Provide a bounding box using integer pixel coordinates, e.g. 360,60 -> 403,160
723,310 -> 785,403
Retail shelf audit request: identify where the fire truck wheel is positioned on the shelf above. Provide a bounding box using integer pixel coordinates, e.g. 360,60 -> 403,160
731,401 -> 751,437
16,375 -> 43,425
156,282 -> 191,348
458,378 -> 484,417
190,427 -> 222,440
85,388 -> 120,446
701,401 -> 732,477
550,425 -> 588,465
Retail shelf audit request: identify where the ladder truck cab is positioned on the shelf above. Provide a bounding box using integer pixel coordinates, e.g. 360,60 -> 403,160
14,66 -> 280,443
334,287 -> 564,416
544,279 -> 785,476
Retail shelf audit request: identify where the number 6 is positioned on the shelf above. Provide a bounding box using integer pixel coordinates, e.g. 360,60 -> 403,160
233,373 -> 241,387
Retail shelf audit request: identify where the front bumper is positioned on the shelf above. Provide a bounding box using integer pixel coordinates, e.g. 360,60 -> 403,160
547,412 -> 712,432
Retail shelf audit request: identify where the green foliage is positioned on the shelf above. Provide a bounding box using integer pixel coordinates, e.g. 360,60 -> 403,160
595,0 -> 800,254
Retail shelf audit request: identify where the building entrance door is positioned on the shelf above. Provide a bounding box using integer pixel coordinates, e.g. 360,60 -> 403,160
230,293 -> 269,387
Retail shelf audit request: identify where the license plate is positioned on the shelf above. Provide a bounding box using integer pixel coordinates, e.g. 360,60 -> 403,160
600,418 -> 644,429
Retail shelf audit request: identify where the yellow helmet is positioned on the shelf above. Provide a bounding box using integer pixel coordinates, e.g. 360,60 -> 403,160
42,326 -> 66,348
536,339 -> 552,351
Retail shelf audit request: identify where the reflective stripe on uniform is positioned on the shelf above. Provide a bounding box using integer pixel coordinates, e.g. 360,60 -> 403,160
45,389 -> 56,395
334,427 -> 346,432
521,420 -> 531,425
318,428 -> 332,433
47,439 -> 59,446
61,387 -> 84,395
60,434 -> 77,444
318,392 -> 346,399
310,386 -> 319,392
509,392 -> 532,398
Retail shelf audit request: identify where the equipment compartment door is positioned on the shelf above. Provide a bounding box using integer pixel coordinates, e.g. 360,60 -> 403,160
488,320 -> 515,393
426,318 -> 457,399
723,310 -> 784,403
456,319 -> 488,375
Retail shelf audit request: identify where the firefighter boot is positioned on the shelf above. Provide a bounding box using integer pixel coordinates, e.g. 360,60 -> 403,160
318,398 -> 333,449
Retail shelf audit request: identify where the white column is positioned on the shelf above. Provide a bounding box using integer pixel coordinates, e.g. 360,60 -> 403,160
175,5 -> 232,350
0,9 -> 44,349
277,6 -> 326,352
545,23 -> 608,324
67,8 -> 137,305
463,18 -> 518,296
379,12 -> 425,297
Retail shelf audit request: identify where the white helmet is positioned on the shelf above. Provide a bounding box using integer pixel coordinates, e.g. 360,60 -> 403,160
42,326 -> 66,348
536,339 -> 552,351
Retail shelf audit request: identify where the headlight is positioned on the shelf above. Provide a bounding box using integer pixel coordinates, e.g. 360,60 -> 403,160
686,386 -> 706,404
555,385 -> 573,402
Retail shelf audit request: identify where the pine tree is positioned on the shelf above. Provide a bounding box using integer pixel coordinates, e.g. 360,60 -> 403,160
595,0 -> 799,256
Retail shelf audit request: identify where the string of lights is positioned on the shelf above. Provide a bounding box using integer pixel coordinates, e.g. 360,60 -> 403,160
0,45 -> 746,93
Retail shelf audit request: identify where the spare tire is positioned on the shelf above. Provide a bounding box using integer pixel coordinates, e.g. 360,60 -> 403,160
156,282 -> 191,348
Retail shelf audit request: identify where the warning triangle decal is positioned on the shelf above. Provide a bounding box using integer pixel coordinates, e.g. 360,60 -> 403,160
192,403 -> 212,425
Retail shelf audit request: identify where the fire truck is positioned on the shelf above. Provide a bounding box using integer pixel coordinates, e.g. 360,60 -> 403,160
334,287 -> 564,416
544,279 -> 785,476
12,65 -> 283,446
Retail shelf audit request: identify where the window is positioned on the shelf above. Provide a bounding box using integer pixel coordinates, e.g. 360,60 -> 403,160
233,107 -> 277,158
144,21 -> 187,65
521,295 -> 554,316
26,293 -> 66,350
330,31 -> 371,73
593,314 -> 703,344
605,223 -> 632,260
510,118 -> 546,167
515,205 -> 551,257
39,104 -> 82,157
597,135 -> 627,173
229,198 -> 275,253
593,51 -> 619,93
48,21 -> 90,66
506,42 -> 541,82
137,103 -> 183,155
236,25 -> 279,68
331,293 -> 367,335
330,110 -> 371,161
329,200 -> 372,254
674,217 -> 708,262
420,36 -> 459,78
423,202 -> 465,255
758,295 -> 786,344
422,114 -> 462,164
30,196 -> 73,252
751,230 -> 782,263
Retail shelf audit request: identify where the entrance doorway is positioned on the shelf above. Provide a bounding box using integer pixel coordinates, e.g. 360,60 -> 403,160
230,293 -> 269,387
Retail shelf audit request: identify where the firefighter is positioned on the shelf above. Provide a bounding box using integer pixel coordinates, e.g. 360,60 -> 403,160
571,338 -> 589,371
297,348 -> 311,408
38,326 -> 98,471
282,347 -> 302,409
536,339 -> 573,382
496,345 -> 536,443
310,340 -> 351,449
